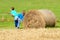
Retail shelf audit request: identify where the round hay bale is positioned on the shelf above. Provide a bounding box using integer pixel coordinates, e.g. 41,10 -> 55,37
23,10 -> 46,28
37,9 -> 56,27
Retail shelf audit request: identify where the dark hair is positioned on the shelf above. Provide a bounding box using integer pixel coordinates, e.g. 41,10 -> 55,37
23,10 -> 25,16
11,7 -> 14,10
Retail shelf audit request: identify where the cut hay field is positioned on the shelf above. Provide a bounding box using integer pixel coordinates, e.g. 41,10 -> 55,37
0,0 -> 60,29
0,0 -> 60,40
0,28 -> 60,40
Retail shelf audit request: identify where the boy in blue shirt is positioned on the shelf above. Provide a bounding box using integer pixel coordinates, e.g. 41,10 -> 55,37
18,10 -> 25,21
10,7 -> 25,29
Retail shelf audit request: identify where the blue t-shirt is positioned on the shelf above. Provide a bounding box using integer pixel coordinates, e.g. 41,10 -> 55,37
10,10 -> 24,20
10,10 -> 18,20
10,10 -> 18,17
18,13 -> 24,20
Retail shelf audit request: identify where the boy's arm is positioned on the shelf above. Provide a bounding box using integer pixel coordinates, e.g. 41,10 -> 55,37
8,12 -> 14,17
11,14 -> 14,17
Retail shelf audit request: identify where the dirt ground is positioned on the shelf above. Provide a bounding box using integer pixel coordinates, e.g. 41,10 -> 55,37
0,28 -> 60,40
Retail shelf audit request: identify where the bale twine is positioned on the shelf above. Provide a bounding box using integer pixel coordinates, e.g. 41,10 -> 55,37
37,9 -> 56,27
23,10 -> 46,28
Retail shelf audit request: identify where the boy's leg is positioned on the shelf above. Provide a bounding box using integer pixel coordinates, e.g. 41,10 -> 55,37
15,20 -> 18,28
17,18 -> 21,28
15,16 -> 20,29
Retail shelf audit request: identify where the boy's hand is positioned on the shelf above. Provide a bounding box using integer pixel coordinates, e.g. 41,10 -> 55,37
11,15 -> 14,17
7,12 -> 14,17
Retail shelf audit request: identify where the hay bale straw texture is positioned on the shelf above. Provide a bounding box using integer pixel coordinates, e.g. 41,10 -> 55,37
23,10 -> 46,28
38,9 -> 56,27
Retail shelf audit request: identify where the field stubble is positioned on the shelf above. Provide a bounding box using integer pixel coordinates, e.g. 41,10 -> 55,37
0,28 -> 60,40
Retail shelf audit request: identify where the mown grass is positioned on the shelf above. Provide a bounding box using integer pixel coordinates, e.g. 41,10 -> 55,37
0,0 -> 60,29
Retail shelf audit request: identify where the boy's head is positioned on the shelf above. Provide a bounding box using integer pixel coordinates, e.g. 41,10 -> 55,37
22,10 -> 26,16
11,7 -> 14,10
